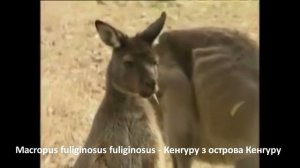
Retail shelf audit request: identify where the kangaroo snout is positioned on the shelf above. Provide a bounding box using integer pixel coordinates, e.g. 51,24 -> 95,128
145,78 -> 156,90
140,78 -> 158,98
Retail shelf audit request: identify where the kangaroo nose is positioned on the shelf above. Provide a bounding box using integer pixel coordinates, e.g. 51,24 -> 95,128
144,79 -> 156,90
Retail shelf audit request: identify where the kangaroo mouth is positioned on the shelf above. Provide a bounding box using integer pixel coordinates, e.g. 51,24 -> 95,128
140,90 -> 155,98
140,84 -> 159,98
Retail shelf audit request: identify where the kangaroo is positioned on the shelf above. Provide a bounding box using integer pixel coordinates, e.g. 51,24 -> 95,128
153,27 -> 259,168
73,12 -> 167,168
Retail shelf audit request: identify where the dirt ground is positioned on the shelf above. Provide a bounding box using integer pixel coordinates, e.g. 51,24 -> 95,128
41,1 -> 259,168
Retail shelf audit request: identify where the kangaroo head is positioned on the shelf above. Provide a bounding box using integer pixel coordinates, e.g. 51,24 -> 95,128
95,12 -> 166,98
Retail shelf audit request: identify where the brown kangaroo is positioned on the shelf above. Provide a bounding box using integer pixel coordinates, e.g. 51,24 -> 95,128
73,12 -> 167,168
154,27 -> 259,168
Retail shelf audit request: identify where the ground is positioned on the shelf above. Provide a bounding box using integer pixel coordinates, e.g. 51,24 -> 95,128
41,1 -> 259,168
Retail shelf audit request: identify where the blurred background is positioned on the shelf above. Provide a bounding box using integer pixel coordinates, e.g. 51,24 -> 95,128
41,1 -> 259,168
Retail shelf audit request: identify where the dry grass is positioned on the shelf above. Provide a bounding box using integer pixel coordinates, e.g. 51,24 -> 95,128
41,1 -> 258,168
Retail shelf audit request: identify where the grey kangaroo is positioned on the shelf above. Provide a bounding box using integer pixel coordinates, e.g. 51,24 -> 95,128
73,12 -> 167,168
154,27 -> 259,168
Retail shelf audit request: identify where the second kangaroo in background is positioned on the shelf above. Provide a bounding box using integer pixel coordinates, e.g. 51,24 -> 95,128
154,27 -> 259,168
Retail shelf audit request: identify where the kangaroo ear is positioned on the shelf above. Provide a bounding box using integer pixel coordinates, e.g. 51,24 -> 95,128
95,20 -> 126,48
139,12 -> 167,44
